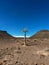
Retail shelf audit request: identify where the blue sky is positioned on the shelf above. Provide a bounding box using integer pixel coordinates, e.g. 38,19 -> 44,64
0,0 -> 49,37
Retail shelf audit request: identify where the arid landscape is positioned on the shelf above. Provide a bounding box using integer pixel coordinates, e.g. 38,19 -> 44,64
0,30 -> 49,65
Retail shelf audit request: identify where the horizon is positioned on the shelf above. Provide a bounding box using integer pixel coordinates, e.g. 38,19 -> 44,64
0,0 -> 49,36
0,29 -> 49,38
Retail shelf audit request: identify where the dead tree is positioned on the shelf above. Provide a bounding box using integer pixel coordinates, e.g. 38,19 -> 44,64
23,28 -> 28,46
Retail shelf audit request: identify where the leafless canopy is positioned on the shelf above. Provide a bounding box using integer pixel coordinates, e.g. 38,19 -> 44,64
22,28 -> 28,33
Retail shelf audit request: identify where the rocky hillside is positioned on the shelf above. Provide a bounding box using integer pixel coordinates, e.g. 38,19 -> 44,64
0,30 -> 17,45
0,30 -> 15,39
30,30 -> 49,39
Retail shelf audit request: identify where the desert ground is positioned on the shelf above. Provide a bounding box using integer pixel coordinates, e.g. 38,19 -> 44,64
0,30 -> 49,65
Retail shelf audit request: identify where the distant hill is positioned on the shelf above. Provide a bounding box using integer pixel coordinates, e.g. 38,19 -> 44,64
0,30 -> 25,44
30,30 -> 49,39
0,30 -> 15,39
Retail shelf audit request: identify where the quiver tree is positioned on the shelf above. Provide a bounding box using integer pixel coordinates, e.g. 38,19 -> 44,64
22,28 -> 28,46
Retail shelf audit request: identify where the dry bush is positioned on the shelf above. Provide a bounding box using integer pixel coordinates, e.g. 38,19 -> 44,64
26,43 -> 31,46
21,43 -> 24,45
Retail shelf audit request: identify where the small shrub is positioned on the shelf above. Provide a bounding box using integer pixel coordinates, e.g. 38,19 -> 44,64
21,43 -> 24,45
26,43 -> 31,46
3,60 -> 7,63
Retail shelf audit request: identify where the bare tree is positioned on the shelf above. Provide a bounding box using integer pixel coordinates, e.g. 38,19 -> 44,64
23,28 -> 28,46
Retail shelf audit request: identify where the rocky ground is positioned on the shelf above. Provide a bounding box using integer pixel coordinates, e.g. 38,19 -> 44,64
0,39 -> 49,65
